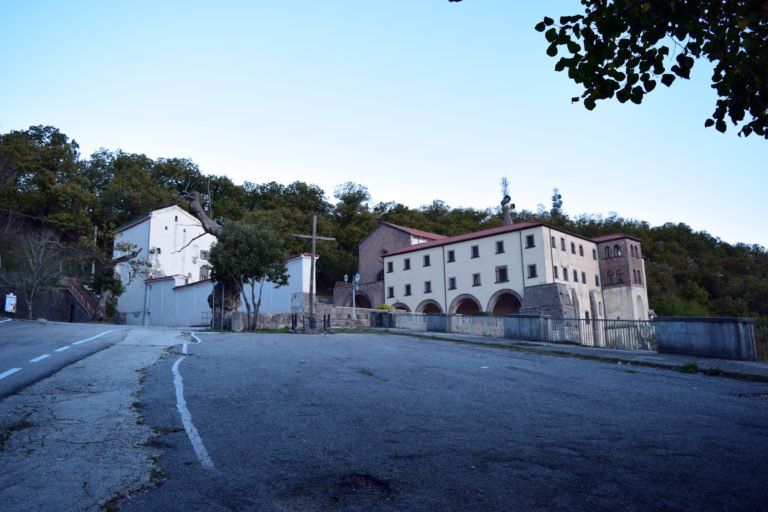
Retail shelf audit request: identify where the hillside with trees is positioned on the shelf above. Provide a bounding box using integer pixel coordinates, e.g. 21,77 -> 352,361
1,125 -> 766,319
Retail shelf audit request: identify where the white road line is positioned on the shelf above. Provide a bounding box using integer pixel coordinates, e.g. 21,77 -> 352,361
30,354 -> 50,363
190,333 -> 202,344
172,356 -> 215,470
72,329 -> 120,345
55,345 -> 71,352
0,368 -> 22,380
0,318 -> 11,324
182,343 -> 188,355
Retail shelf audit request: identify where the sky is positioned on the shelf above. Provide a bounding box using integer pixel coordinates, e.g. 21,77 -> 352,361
1,1 -> 766,247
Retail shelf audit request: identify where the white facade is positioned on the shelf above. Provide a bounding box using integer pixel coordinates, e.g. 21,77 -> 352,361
383,223 -> 604,319
114,207 -> 317,326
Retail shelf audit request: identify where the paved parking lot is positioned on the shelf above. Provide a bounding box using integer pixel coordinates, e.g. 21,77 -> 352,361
119,332 -> 768,512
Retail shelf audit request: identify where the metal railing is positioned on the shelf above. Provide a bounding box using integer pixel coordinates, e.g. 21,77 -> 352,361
66,279 -> 98,320
545,318 -> 656,351
393,312 -> 428,331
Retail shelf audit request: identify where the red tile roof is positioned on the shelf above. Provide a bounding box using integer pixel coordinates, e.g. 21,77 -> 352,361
381,222 -> 447,240
385,222 -> 543,256
591,233 -> 642,243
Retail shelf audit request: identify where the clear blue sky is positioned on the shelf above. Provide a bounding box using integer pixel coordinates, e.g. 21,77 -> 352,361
2,1 -> 766,246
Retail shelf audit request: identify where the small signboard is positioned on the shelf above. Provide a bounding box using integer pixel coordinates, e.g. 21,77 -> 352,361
5,293 -> 17,314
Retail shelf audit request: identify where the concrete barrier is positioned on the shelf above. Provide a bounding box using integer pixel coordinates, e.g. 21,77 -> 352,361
503,315 -> 544,342
655,317 -> 757,361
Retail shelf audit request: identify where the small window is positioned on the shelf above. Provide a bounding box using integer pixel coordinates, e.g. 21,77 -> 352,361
607,272 -> 614,285
551,236 -> 556,249
614,245 -> 622,257
200,250 -> 210,260
174,215 -> 178,222
605,247 -> 611,258
376,270 -> 384,281
404,284 -> 412,296
386,261 -> 393,273
156,247 -> 162,254
404,258 -> 411,270
496,240 -> 505,254
573,269 -> 578,281
579,245 -> 584,257
447,250 -> 455,263
387,286 -> 394,298
592,249 -> 597,260
495,265 -> 509,283
423,254 -> 431,267
424,281 -> 432,293
571,242 -> 576,254
595,275 -> 600,287
553,266 -> 559,279
560,238 -> 566,251
585,311 -> 590,324
448,277 -> 457,290
472,273 -> 481,286
637,270 -> 643,284
528,264 -> 538,279
525,235 -> 535,249
471,245 -> 479,258
581,271 -> 586,284
199,265 -> 210,280
563,267 -> 568,281
617,270 -> 624,284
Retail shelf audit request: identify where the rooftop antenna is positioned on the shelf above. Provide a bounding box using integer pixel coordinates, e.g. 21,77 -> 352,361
551,187 -> 563,216
500,177 -> 515,225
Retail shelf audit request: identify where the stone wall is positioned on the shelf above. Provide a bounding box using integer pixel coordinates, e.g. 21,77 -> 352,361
519,283 -> 576,318
655,317 -> 759,360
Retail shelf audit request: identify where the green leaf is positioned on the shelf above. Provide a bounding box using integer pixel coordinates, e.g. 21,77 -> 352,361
584,97 -> 597,110
546,43 -> 558,57
567,41 -> 581,53
715,119 -> 727,133
643,79 -> 656,92
661,74 -> 676,87
543,16 -> 554,26
535,21 -> 547,32
704,119 -> 715,128
545,28 -> 558,43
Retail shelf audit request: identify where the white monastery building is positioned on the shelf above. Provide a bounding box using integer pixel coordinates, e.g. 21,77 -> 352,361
114,205 -> 314,327
374,221 -> 649,321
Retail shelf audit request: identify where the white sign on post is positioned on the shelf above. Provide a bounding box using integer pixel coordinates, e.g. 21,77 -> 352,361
5,293 -> 17,314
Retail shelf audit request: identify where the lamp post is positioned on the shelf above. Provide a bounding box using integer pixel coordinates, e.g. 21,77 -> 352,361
344,272 -> 361,321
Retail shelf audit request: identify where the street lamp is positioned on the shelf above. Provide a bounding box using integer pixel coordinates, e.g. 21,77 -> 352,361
344,272 -> 361,321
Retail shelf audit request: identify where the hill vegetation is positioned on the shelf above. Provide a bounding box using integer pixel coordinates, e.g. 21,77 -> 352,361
1,125 -> 766,319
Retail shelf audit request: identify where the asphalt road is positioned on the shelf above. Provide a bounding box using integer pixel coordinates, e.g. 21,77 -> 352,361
0,319 -> 126,399
119,332 -> 768,512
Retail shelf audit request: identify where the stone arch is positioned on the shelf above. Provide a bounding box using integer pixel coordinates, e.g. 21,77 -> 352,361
486,289 -> 522,316
449,294 -> 482,315
355,293 -> 372,309
392,302 -> 411,312
416,299 -> 443,314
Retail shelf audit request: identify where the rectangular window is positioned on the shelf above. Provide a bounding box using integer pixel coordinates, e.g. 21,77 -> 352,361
571,242 -> 576,254
471,245 -> 479,258
560,238 -> 566,251
404,284 -> 411,296
403,258 -> 411,270
423,254 -> 431,267
595,275 -> 600,287
447,250 -> 455,262
579,245 -> 584,257
496,240 -> 505,254
525,235 -> 535,248
551,236 -> 556,249
581,271 -> 587,284
573,269 -> 578,281
200,250 -> 210,260
387,286 -> 394,298
563,267 -> 568,281
592,249 -> 597,260
472,273 -> 481,286
553,266 -> 559,279
199,265 -> 210,281
424,281 -> 432,293
527,264 -> 538,279
386,261 -> 393,273
448,277 -> 457,290
495,265 -> 509,283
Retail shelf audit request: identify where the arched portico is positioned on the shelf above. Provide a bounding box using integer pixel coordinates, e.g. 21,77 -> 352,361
416,300 -> 443,314
392,302 -> 411,312
355,294 -> 372,309
449,294 -> 482,315
487,289 -> 522,316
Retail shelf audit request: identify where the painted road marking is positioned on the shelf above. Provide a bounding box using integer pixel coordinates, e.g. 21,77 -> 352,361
172,356 -> 215,470
0,318 -> 11,324
30,354 -> 51,363
55,346 -> 71,352
72,329 -> 120,345
0,368 -> 22,380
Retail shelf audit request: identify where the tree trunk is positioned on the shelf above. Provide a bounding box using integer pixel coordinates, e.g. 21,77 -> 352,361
208,281 -> 241,330
96,287 -> 114,322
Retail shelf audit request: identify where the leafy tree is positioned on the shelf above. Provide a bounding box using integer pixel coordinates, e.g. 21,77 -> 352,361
208,221 -> 289,330
531,1 -> 768,137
